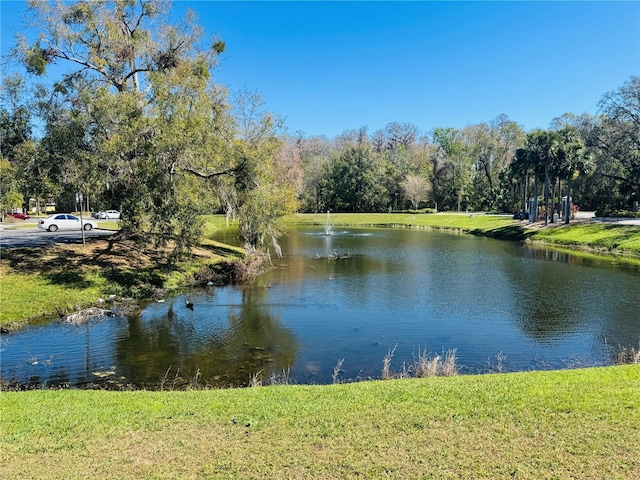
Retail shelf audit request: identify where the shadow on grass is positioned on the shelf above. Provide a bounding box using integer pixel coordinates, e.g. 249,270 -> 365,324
0,239 -> 169,295
199,242 -> 245,259
471,224 -> 534,241
1,236 -> 243,299
45,271 -> 97,289
99,266 -> 166,293
594,225 -> 640,248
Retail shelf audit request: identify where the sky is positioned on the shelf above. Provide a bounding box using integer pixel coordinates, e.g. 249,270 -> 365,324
2,1 -> 639,138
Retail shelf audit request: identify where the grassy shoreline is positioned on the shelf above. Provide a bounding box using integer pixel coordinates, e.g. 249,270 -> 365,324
2,365 -> 639,479
0,216 -> 244,329
291,212 -> 640,259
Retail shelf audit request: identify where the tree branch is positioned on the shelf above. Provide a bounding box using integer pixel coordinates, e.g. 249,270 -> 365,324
597,172 -> 640,187
181,165 -> 237,180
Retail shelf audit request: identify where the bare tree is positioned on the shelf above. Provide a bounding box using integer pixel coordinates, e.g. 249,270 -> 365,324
400,174 -> 431,210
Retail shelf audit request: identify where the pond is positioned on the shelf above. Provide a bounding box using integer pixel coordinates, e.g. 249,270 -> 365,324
2,226 -> 639,388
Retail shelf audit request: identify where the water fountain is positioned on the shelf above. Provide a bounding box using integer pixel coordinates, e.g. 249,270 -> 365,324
322,210 -> 333,236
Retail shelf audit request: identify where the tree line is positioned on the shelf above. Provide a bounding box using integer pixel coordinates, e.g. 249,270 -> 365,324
1,1 -> 639,260
291,77 -> 639,220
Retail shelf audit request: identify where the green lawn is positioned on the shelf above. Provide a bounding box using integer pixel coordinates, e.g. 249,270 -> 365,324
532,222 -> 640,254
290,212 -> 517,232
0,264 -> 107,325
2,365 -> 638,479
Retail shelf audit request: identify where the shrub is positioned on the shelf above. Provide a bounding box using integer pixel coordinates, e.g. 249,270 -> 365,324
595,209 -> 640,218
397,208 -> 436,214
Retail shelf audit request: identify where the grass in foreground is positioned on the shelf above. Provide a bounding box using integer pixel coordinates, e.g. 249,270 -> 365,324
1,365 -> 638,479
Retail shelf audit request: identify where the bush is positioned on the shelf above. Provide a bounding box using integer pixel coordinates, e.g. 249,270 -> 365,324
192,257 -> 264,287
595,209 -> 640,218
396,208 -> 437,214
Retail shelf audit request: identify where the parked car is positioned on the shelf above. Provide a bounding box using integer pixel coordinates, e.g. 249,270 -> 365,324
95,210 -> 120,219
7,212 -> 30,220
38,214 -> 97,232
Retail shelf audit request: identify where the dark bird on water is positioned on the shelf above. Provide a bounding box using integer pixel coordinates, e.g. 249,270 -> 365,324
186,301 -> 194,310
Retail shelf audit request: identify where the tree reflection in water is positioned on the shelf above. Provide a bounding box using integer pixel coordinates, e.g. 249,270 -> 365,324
115,287 -> 298,388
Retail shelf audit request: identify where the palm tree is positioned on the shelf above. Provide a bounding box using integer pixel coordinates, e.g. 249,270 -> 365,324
509,148 -> 533,219
524,130 -> 559,225
556,127 -> 591,224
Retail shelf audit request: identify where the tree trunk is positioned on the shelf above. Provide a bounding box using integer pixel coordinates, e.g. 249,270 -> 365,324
544,163 -> 550,226
565,176 -> 572,224
522,175 -> 528,219
556,177 -> 562,217
532,177 -> 539,222
551,178 -> 556,222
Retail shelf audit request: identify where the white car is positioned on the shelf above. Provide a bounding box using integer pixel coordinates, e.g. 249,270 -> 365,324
96,210 -> 120,219
38,214 -> 98,232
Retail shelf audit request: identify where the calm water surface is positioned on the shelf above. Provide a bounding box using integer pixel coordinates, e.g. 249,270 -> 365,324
2,226 -> 639,388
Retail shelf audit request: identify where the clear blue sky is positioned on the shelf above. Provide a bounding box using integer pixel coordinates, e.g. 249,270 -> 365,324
2,1 -> 639,137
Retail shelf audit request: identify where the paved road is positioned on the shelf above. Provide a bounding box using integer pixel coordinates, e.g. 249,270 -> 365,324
0,222 -> 117,249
